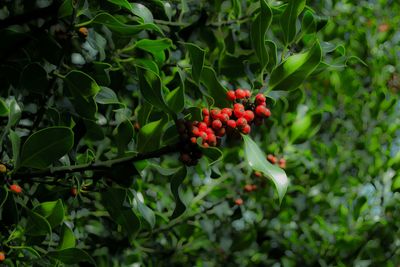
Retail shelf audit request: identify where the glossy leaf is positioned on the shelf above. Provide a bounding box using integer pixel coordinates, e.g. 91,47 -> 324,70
115,120 -> 134,155
0,98 -> 9,116
166,86 -> 185,113
8,99 -> 21,127
202,147 -> 223,165
20,127 -> 74,169
133,191 -> 156,229
250,0 -> 272,70
242,135 -> 289,204
76,12 -> 161,35
135,38 -> 172,63
65,70 -> 100,98
95,86 -> 120,105
170,167 -> 187,219
47,248 -> 96,265
131,3 -> 154,23
200,66 -> 229,107
58,224 -> 76,250
33,200 -> 64,229
280,0 -> 306,45
137,117 -> 167,153
9,130 -> 21,169
185,43 -> 205,84
25,209 -> 52,236
269,41 -> 322,91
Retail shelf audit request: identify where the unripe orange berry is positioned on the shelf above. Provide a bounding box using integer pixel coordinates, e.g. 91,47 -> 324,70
279,158 -> 286,169
267,154 -> 277,164
78,27 -> 89,38
244,184 -> 253,192
0,251 -> 5,262
234,198 -> 244,206
0,164 -> 7,173
10,184 -> 22,194
254,171 -> 262,177
190,137 -> 197,144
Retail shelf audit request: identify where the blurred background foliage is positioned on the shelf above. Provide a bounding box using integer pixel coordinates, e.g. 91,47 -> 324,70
0,0 -> 399,266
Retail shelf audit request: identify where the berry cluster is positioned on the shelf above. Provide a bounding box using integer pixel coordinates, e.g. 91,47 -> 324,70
177,89 -> 271,166
267,154 -> 286,169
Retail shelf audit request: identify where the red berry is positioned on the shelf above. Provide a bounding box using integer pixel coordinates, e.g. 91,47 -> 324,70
0,251 -> 5,262
191,137 -> 197,144
244,184 -> 253,192
279,158 -> 286,169
235,89 -> 246,99
211,109 -> 220,119
198,122 -> 207,131
205,128 -> 214,135
199,131 -> 208,140
203,142 -> 209,148
244,90 -> 251,98
203,115 -> 210,126
212,119 -> 222,130
233,103 -> 244,111
208,134 -> 217,146
267,154 -> 277,164
264,108 -> 271,118
218,113 -> 230,123
227,91 -> 236,101
254,171 -> 262,177
216,127 -> 226,137
10,184 -> 22,194
236,117 -> 247,128
255,105 -> 268,117
70,187 -> 78,197
255,93 -> 266,105
221,108 -> 233,117
202,108 -> 209,116
234,198 -> 244,206
227,120 -> 236,128
241,124 -> 251,134
234,109 -> 245,118
192,126 -> 200,136
243,110 -> 254,122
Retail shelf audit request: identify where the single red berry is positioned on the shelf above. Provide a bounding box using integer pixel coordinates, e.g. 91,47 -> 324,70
221,108 -> 233,117
279,158 -> 286,169
227,120 -> 236,128
202,108 -> 209,116
244,184 -> 253,192
243,110 -> 255,122
216,127 -> 226,137
190,137 -> 197,144
218,113 -> 230,123
203,142 -> 209,148
198,122 -> 207,131
212,119 -> 222,130
208,134 -> 217,146
264,108 -> 271,118
254,171 -> 262,177
267,154 -> 277,164
235,89 -> 246,99
234,198 -> 244,206
203,115 -> 211,126
199,131 -> 208,140
236,117 -> 247,128
227,91 -> 236,101
192,126 -> 200,136
255,93 -> 266,105
0,251 -> 5,262
70,187 -> 78,197
211,109 -> 220,119
10,184 -> 22,194
205,128 -> 214,135
251,185 -> 257,191
233,103 -> 244,111
241,124 -> 251,134
244,89 -> 251,98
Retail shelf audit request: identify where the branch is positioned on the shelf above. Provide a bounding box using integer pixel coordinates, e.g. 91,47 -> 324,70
14,144 -> 178,178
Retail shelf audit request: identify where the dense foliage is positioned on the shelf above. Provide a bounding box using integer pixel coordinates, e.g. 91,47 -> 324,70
0,0 -> 399,266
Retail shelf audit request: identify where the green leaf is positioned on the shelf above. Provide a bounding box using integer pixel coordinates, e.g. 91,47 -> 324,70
280,0 -> 306,45
135,38 -> 172,63
58,0 -> 73,18
101,188 -> 141,241
65,70 -> 100,98
95,86 -> 121,105
137,117 -> 167,153
33,200 -> 64,229
290,111 -> 322,143
301,10 -> 316,35
200,66 -> 229,107
9,130 -> 21,169
20,63 -> 48,94
166,86 -> 185,113
20,127 -> 74,169
137,66 -> 171,113
185,43 -> 206,84
25,209 -> 52,236
266,40 -> 277,72
242,135 -> 289,204
202,147 -> 223,165
47,248 -> 96,265
115,120 -> 134,155
8,99 -> 21,127
76,12 -> 161,35
58,224 -> 76,250
0,186 -> 8,209
131,3 -> 154,23
170,167 -> 187,219
269,41 -> 322,91
133,191 -> 156,229
250,0 -> 272,70
107,0 -> 132,12
0,98 -> 9,116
